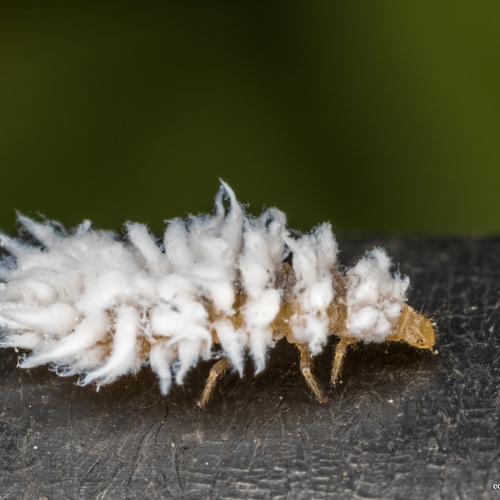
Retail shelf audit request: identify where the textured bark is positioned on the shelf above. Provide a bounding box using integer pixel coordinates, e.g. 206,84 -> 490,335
0,236 -> 498,499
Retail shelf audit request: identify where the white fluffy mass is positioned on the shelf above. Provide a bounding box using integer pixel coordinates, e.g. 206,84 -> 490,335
345,248 -> 409,342
0,181 -> 409,393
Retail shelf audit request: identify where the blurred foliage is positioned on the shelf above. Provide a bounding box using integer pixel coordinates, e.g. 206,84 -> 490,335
1,1 -> 500,234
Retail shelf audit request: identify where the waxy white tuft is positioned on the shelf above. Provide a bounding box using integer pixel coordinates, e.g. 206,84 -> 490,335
346,248 -> 409,342
0,182 -> 409,393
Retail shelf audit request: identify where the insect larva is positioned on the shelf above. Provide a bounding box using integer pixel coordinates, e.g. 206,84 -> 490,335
0,181 -> 435,407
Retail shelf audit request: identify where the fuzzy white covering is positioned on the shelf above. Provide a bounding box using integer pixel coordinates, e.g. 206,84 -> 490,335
346,248 -> 409,342
0,182 -> 408,392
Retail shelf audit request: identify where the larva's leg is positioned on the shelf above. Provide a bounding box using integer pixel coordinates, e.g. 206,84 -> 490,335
331,338 -> 356,386
296,343 -> 328,404
198,357 -> 231,409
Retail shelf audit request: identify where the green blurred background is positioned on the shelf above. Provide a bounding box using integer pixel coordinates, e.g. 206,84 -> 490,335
1,2 -> 499,235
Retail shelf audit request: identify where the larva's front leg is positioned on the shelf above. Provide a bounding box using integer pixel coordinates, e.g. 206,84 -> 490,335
198,357 -> 230,409
331,337 -> 357,386
296,343 -> 328,404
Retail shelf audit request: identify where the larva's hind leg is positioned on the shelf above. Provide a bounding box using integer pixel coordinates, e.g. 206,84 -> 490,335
198,357 -> 230,409
331,338 -> 356,386
296,343 -> 328,404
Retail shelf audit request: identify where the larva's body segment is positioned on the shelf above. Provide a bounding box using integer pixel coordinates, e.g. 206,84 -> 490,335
0,182 -> 435,406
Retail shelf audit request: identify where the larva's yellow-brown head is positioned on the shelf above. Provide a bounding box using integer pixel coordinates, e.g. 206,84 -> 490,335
386,304 -> 435,350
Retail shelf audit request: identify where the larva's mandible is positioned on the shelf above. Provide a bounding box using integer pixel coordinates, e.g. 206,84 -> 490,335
0,181 -> 435,407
